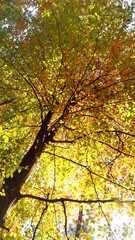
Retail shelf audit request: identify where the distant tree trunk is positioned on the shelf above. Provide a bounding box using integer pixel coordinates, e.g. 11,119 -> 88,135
75,206 -> 83,239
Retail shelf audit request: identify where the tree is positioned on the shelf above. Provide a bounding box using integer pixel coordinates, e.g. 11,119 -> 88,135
0,0 -> 135,239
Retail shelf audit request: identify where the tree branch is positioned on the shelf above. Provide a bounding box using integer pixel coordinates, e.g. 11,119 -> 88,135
32,203 -> 49,240
44,151 -> 135,192
19,194 -> 135,204
0,98 -> 15,107
96,140 -> 135,158
95,130 -> 135,138
89,171 -> 117,240
62,201 -> 69,239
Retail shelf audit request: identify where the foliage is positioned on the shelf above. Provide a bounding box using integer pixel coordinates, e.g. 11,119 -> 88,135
0,0 -> 135,239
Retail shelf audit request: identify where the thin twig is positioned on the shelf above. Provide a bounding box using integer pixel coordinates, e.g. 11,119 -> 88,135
44,151 -> 135,192
62,201 -> 69,239
89,172 -> 117,240
32,195 -> 49,240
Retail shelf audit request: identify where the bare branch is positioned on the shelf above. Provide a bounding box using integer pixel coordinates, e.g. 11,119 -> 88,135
96,78 -> 135,92
95,130 -> 135,138
44,151 -> 135,192
19,194 -> 135,204
96,140 -> 135,158
89,172 -> 117,240
62,202 -> 69,239
1,46 -> 44,122
0,98 -> 15,107
32,203 -> 49,240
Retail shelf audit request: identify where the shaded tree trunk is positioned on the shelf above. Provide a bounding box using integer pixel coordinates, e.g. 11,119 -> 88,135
0,110 -> 54,230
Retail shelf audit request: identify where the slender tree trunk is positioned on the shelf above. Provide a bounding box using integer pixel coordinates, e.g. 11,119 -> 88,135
0,110 -> 54,230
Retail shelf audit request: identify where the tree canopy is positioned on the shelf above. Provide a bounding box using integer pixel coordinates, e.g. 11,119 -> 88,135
0,0 -> 135,239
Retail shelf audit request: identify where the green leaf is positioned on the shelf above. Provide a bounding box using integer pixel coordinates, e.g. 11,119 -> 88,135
18,169 -> 22,173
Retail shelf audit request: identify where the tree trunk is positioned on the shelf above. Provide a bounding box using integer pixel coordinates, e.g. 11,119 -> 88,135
0,110 -> 54,230
75,206 -> 83,239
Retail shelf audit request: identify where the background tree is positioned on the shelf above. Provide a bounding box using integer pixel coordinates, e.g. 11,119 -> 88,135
0,0 -> 135,239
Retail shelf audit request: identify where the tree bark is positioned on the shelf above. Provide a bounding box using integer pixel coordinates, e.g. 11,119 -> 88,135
0,110 -> 53,230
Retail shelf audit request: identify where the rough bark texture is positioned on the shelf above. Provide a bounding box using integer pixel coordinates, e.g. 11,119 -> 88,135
0,110 -> 53,230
